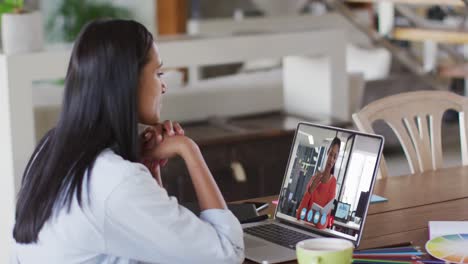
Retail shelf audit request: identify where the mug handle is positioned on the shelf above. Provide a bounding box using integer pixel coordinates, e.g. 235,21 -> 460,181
309,256 -> 321,264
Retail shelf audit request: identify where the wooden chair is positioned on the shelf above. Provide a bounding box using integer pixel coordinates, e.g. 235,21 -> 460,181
352,91 -> 468,178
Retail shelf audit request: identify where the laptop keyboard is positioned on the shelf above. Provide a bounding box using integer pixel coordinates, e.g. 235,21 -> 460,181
244,223 -> 314,249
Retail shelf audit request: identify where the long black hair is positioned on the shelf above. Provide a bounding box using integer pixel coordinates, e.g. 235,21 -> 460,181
328,137 -> 341,175
13,19 -> 154,244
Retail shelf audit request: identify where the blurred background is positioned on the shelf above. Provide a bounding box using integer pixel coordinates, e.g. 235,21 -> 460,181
2,0 -> 468,243
4,2 -> 468,261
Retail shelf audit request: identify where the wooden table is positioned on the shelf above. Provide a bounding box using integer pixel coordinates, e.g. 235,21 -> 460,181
242,166 -> 468,263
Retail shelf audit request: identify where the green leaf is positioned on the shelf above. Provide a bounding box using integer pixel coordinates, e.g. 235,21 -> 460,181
0,3 -> 16,15
47,0 -> 133,42
2,0 -> 23,9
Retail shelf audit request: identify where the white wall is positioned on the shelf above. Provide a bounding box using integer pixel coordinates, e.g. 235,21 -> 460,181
0,55 -> 16,264
251,0 -> 308,16
341,135 -> 381,211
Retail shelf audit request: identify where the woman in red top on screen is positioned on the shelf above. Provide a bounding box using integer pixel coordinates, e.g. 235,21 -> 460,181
296,137 -> 341,229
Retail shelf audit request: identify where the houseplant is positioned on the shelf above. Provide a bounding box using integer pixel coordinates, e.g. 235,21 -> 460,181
1,0 -> 44,54
47,0 -> 132,43
0,0 -> 20,14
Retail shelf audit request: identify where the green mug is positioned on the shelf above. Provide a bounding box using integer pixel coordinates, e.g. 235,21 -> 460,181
296,238 -> 354,264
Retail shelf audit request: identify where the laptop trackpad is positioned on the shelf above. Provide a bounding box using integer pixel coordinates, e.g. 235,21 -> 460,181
244,236 -> 296,263
245,236 -> 270,249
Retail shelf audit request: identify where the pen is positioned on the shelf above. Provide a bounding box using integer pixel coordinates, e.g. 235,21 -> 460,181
353,259 -> 445,264
356,246 -> 420,253
365,242 -> 413,250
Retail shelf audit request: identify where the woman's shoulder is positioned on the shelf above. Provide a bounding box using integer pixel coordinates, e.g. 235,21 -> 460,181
89,148 -> 153,196
94,148 -> 146,175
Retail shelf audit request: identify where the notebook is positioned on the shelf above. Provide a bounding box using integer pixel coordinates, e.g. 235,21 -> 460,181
429,221 -> 468,239
370,194 -> 388,204
311,199 -> 334,215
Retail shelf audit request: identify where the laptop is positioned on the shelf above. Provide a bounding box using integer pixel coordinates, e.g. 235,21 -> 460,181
243,122 -> 384,263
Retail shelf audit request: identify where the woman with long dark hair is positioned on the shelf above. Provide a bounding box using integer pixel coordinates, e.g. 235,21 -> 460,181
12,20 -> 244,264
296,137 -> 341,229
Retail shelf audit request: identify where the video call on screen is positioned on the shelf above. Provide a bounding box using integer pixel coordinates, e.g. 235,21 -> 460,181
277,124 -> 382,241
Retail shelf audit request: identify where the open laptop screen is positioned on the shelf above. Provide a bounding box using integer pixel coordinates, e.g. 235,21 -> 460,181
276,123 -> 383,244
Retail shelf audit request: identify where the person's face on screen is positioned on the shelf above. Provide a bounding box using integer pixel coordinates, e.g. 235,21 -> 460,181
325,144 -> 340,173
138,43 -> 167,124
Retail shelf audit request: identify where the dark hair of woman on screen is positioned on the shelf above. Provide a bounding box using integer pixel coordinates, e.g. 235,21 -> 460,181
296,137 -> 341,229
12,19 -> 244,264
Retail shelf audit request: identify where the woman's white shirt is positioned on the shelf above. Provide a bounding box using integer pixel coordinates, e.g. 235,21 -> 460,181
12,149 -> 245,264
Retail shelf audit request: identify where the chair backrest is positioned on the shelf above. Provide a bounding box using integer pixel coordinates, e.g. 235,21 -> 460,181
352,91 -> 468,178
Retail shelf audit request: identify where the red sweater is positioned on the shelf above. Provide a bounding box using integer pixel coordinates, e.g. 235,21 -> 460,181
296,175 -> 336,229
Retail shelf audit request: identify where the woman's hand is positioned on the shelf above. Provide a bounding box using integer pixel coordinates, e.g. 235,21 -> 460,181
149,135 -> 198,161
308,172 -> 324,194
140,120 -> 185,184
142,121 -> 184,165
143,123 -> 226,211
